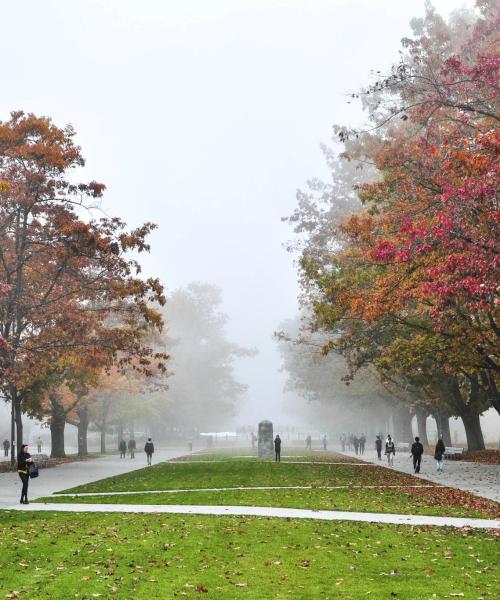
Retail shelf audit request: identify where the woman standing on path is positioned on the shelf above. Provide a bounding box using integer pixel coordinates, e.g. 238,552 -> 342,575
435,439 -> 446,473
17,444 -> 33,504
385,435 -> 396,466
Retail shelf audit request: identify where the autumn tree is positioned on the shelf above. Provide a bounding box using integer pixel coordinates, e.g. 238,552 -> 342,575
0,111 -> 167,461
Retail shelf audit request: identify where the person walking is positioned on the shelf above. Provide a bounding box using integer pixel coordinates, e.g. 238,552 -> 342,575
17,444 -> 33,504
3,439 -> 10,457
359,434 -> 366,456
144,438 -> 154,466
322,434 -> 327,451
128,438 -> 136,459
36,436 -> 42,454
434,438 -> 446,473
119,439 -> 127,458
411,436 -> 424,473
353,436 -> 359,456
375,435 -> 382,460
385,435 -> 395,466
306,435 -> 312,450
274,434 -> 282,463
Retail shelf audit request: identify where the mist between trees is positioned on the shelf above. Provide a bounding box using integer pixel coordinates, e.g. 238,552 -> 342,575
276,2 -> 499,451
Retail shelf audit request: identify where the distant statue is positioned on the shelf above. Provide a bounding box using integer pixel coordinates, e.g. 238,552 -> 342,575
258,420 -> 273,458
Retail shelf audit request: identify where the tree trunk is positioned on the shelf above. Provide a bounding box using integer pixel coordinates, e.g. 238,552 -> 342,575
415,405 -> 429,448
14,392 -> 23,451
117,422 -> 124,449
77,405 -> 89,457
440,415 -> 452,447
50,401 -> 66,458
393,405 -> 413,444
100,429 -> 106,454
461,412 -> 485,451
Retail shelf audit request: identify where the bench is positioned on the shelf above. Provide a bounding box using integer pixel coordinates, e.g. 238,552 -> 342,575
31,453 -> 49,468
395,442 -> 410,451
444,447 -> 464,459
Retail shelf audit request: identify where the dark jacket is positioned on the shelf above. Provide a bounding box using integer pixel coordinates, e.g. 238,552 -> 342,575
119,441 -> 127,452
128,439 -> 136,449
434,441 -> 446,460
375,438 -> 382,450
411,442 -> 424,456
17,452 -> 31,473
274,437 -> 281,451
144,442 -> 154,454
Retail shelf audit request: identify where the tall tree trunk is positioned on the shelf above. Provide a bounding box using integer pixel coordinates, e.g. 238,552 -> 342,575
77,404 -> 89,457
415,405 -> 429,448
117,422 -> 124,448
393,405 -> 413,444
100,429 -> 106,454
14,391 -> 23,453
50,399 -> 66,458
440,415 -> 452,447
461,412 -> 485,451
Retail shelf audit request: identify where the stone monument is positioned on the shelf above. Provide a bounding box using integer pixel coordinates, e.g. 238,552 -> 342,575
258,420 -> 273,458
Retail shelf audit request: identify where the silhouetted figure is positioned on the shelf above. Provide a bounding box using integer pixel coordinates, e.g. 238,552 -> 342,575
119,439 -> 127,458
411,436 -> 424,473
144,438 -> 154,466
353,436 -> 360,456
17,444 -> 33,504
322,434 -> 327,451
36,436 -> 42,453
385,435 -> 395,466
274,435 -> 281,462
434,439 -> 446,473
340,435 -> 346,452
251,432 -> 257,449
359,434 -> 366,455
375,435 -> 382,460
3,439 -> 9,457
128,438 -> 136,459
306,435 -> 312,450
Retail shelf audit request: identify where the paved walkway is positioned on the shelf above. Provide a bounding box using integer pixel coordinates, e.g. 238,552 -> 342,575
52,484 -> 440,497
0,447 -> 193,508
341,449 -> 500,502
9,502 -> 499,529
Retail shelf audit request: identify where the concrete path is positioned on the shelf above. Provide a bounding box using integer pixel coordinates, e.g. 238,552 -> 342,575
0,447 -> 194,508
8,502 -> 499,529
51,484 -> 440,497
342,449 -> 500,502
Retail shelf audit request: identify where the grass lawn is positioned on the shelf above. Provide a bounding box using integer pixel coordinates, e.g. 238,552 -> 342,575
0,511 -> 498,600
42,452 -> 500,519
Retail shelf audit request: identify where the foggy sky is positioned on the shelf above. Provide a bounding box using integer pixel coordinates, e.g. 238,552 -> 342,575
1,0 -> 475,425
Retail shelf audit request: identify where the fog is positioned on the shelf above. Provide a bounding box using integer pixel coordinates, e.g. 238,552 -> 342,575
3,0 -> 497,442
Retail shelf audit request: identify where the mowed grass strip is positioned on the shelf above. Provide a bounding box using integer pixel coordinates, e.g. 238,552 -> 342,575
0,511 -> 497,600
58,456 -> 427,495
35,486 -> 498,519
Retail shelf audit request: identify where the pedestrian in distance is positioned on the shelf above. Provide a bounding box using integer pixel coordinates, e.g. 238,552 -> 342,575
17,444 -> 33,504
353,436 -> 359,456
322,434 -> 327,451
251,432 -> 257,449
340,434 -> 346,452
306,435 -> 312,450
128,438 -> 136,459
359,434 -> 366,455
119,439 -> 127,458
144,438 -> 154,466
36,436 -> 42,453
411,436 -> 424,473
434,438 -> 446,473
274,434 -> 281,463
375,435 -> 382,460
385,435 -> 396,466
3,439 -> 9,457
